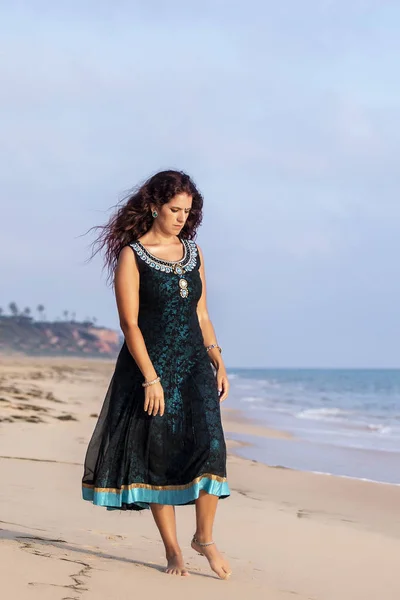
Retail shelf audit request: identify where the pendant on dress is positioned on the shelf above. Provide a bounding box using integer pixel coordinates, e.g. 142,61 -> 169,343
173,264 -> 189,298
179,278 -> 188,298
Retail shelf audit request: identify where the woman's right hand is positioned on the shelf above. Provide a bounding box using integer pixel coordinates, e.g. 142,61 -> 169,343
144,381 -> 165,417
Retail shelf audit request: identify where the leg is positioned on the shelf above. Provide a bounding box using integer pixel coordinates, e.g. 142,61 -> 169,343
150,503 -> 189,576
191,490 -> 231,579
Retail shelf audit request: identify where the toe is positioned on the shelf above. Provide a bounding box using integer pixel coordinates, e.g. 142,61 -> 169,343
223,565 -> 232,579
214,565 -> 226,579
222,563 -> 231,576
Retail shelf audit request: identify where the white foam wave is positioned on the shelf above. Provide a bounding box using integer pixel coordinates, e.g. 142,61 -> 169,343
295,409 -> 393,436
366,424 -> 392,435
241,396 -> 265,404
296,407 -> 353,420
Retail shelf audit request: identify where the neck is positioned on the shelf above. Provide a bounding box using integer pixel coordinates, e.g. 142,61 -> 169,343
148,225 -> 179,244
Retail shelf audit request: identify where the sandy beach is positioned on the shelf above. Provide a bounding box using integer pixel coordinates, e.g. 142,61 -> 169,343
1,355 -> 400,599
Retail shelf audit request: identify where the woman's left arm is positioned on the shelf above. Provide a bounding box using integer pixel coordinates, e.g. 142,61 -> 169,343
196,244 -> 229,402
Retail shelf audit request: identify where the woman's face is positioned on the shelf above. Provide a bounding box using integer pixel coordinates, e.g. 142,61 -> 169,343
156,193 -> 192,234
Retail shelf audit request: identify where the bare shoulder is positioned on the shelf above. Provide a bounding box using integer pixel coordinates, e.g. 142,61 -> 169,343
195,242 -> 205,271
195,242 -> 204,258
118,246 -> 135,262
116,245 -> 138,273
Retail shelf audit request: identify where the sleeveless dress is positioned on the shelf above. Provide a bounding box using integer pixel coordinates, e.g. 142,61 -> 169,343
82,237 -> 230,511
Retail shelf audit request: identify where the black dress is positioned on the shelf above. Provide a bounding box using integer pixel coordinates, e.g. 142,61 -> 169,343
82,237 -> 230,510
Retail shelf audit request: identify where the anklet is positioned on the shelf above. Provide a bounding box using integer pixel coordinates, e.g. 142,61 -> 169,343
192,535 -> 215,547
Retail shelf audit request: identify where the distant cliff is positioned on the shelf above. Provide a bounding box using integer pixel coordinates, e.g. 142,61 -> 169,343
0,316 -> 122,357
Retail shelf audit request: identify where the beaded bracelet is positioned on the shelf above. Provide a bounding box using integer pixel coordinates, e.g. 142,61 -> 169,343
142,376 -> 161,388
205,343 -> 222,353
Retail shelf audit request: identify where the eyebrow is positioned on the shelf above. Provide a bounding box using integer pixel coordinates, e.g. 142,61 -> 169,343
170,206 -> 192,210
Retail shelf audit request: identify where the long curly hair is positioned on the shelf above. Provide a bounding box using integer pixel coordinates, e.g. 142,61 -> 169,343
88,170 -> 204,285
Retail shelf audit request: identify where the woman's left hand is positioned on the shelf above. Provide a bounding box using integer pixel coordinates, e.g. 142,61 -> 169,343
216,368 -> 230,402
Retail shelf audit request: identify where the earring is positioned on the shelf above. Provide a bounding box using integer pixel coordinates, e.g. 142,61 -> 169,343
152,210 -> 158,218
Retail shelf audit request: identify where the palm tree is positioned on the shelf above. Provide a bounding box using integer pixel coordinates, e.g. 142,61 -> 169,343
23,307 -> 31,317
9,302 -> 18,316
37,304 -> 45,321
63,310 -> 69,321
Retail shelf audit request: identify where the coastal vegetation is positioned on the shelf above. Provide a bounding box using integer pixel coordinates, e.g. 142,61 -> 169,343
0,302 -> 121,357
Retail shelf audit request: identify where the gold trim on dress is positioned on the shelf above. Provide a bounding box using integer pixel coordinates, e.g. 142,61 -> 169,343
82,473 -> 227,494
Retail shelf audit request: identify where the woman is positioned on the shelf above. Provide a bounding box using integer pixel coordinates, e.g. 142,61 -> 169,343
82,170 -> 231,579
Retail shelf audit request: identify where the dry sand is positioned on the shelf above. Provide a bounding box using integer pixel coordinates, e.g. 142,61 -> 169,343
1,355 -> 400,599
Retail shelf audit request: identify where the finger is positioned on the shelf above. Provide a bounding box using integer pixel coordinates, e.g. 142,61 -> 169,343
156,396 -> 165,416
219,380 -> 229,402
217,376 -> 228,396
152,399 -> 159,416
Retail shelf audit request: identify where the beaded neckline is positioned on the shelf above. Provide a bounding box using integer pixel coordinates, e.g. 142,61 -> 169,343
136,238 -> 187,265
131,238 -> 198,274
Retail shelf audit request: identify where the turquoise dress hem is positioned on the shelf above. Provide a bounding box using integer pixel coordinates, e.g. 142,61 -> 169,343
82,475 -> 230,510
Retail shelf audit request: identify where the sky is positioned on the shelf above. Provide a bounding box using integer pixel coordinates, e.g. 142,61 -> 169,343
1,1 -> 400,368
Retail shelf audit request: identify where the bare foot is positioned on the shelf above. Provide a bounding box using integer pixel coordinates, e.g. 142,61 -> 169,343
191,537 -> 231,580
165,551 -> 190,576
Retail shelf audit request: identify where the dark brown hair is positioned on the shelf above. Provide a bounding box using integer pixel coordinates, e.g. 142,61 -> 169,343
88,170 -> 204,285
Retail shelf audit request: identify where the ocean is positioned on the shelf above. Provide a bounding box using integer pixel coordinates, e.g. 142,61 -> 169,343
226,368 -> 400,485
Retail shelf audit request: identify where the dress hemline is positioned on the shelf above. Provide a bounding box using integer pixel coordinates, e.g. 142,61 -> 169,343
82,474 -> 230,510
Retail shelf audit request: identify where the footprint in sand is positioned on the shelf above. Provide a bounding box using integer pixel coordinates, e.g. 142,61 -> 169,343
55,414 -> 78,421
88,530 -> 127,541
106,534 -> 126,541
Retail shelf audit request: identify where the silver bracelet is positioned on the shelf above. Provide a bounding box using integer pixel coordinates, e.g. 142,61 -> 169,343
205,343 -> 222,353
142,376 -> 161,388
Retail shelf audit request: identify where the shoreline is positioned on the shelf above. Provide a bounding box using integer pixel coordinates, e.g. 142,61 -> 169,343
224,420 -> 400,487
222,406 -> 294,440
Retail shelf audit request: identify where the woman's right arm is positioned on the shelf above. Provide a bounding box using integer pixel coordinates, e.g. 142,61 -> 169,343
114,246 -> 164,416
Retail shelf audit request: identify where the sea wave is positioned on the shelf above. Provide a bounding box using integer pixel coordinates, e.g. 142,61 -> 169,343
365,423 -> 392,435
241,396 -> 265,404
296,407 -> 354,420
